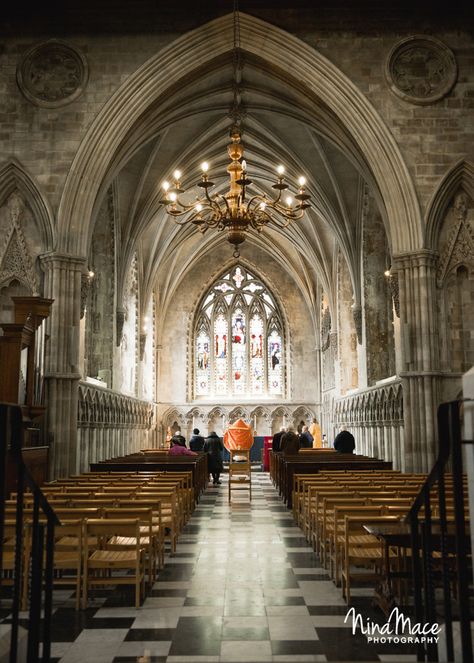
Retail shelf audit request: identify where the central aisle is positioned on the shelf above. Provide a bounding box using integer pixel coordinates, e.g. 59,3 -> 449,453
53,474 -> 416,663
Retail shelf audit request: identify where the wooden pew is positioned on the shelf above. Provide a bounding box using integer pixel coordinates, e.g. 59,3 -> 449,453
271,452 -> 393,508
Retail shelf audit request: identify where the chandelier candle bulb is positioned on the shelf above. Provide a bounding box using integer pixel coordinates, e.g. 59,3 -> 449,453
298,176 -> 306,186
173,169 -> 182,181
277,165 -> 285,176
201,162 -> 209,173
162,181 -> 170,191
286,196 -> 293,207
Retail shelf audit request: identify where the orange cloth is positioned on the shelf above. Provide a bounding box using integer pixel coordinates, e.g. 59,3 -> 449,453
223,418 -> 254,451
309,422 -> 322,448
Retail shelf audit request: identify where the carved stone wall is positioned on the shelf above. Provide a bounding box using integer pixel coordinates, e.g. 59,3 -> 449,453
437,191 -> 474,376
157,402 -> 316,446
84,188 -> 115,384
337,250 -> 358,394
0,191 -> 42,322
321,292 -> 335,392
116,253 -> 139,395
362,196 -> 396,385
139,295 -> 155,401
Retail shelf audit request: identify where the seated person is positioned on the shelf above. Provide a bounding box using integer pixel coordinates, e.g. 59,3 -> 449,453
171,429 -> 187,447
169,440 -> 197,456
333,427 -> 355,453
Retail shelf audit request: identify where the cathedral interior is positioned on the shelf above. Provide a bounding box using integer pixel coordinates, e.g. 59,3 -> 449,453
1,1 -> 474,662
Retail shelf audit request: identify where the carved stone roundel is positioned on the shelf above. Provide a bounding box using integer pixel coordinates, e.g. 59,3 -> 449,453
17,40 -> 88,108
385,36 -> 457,105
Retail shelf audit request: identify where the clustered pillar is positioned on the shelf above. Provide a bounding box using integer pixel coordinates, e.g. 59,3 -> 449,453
41,253 -> 85,478
394,250 -> 440,472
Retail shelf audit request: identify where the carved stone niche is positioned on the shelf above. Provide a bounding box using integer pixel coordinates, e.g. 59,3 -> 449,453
17,39 -> 89,108
385,35 -> 457,105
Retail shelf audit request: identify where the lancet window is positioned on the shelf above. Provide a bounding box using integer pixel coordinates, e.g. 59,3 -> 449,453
194,265 -> 285,398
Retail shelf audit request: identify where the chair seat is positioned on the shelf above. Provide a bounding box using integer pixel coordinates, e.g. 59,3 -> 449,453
109,535 -> 150,546
56,536 -> 98,548
347,547 -> 383,559
89,550 -> 139,565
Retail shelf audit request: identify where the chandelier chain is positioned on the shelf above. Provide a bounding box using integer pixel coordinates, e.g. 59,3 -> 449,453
231,0 -> 243,128
160,0 -> 311,256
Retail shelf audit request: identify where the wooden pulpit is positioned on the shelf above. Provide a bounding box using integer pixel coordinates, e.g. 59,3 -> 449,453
0,296 -> 53,491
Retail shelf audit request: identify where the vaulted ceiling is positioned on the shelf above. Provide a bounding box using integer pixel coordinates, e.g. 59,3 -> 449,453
91,36 -> 387,326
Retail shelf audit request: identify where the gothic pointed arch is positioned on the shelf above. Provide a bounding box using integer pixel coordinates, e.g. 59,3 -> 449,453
192,263 -> 287,399
57,12 -> 421,258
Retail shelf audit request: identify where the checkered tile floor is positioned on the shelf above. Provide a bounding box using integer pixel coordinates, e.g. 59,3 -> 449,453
1,473 -> 418,662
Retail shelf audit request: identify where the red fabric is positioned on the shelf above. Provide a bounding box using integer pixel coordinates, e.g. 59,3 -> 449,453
223,418 -> 254,451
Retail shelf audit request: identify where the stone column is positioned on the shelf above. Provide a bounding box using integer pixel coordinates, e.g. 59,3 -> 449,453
41,253 -> 86,478
393,250 -> 440,472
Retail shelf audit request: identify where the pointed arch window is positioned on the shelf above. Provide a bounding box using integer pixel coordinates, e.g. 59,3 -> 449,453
193,265 -> 285,398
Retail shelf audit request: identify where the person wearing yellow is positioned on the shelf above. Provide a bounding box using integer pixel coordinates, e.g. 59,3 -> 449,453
309,417 -> 322,448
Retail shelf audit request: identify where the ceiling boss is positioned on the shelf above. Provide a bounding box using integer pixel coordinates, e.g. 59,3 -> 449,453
160,1 -> 311,258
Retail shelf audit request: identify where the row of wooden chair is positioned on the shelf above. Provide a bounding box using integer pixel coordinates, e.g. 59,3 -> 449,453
289,470 -> 467,604
2,470 -> 196,610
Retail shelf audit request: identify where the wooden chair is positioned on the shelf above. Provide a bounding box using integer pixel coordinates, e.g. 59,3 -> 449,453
52,519 -> 83,610
126,499 -> 165,568
341,515 -> 399,604
82,518 -> 146,609
228,449 -> 252,502
1,520 -> 30,610
103,508 -> 156,585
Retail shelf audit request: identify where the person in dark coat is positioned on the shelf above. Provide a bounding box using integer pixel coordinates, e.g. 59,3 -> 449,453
171,430 -> 186,447
189,428 -> 205,452
204,431 -> 224,484
299,425 -> 314,449
280,427 -> 300,455
333,428 -> 356,453
272,426 -> 286,452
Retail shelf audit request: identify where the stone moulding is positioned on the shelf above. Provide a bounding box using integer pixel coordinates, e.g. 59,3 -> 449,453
385,35 -> 457,105
17,39 -> 89,108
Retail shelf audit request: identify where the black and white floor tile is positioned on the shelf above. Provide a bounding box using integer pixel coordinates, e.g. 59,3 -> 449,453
1,474 -> 418,662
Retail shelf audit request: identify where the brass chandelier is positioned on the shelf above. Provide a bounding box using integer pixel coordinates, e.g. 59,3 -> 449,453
160,2 -> 311,257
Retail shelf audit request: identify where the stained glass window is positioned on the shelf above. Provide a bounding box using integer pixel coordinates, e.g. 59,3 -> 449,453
231,307 -> 246,394
195,323 -> 210,395
194,265 -> 285,398
214,311 -> 228,394
250,313 -> 264,395
268,328 -> 282,395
